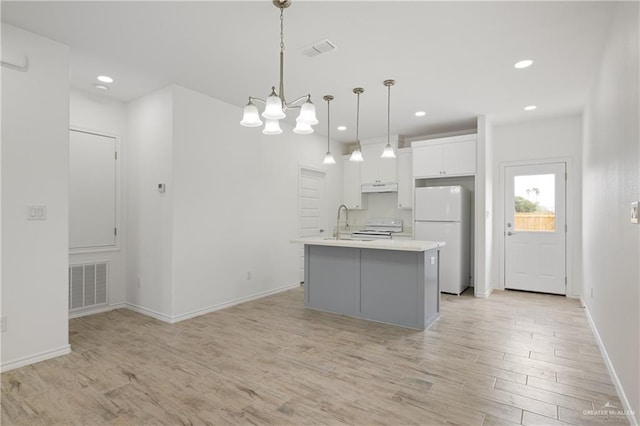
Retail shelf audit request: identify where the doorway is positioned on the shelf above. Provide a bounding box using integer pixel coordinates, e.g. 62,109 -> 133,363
504,162 -> 566,295
298,167 -> 328,283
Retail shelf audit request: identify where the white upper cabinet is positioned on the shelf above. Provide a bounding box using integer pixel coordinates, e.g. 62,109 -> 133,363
342,156 -> 367,210
360,143 -> 397,184
412,134 -> 477,178
397,148 -> 413,209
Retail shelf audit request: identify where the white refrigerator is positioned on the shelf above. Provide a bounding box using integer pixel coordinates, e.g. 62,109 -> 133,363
414,186 -> 470,295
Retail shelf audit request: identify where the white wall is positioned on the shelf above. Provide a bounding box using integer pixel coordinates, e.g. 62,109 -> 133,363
171,85 -> 341,318
126,85 -> 342,320
1,25 -> 71,370
69,89 -> 128,312
491,114 -> 583,297
474,116 -> 493,297
126,86 -> 175,319
582,2 -> 639,420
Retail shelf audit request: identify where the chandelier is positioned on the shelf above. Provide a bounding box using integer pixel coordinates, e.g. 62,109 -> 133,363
240,0 -> 318,135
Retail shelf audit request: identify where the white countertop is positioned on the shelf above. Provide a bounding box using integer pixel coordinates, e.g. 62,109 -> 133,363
291,237 -> 445,252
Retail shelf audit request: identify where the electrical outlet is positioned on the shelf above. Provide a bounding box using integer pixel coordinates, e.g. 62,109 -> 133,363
631,202 -> 638,224
1,316 -> 7,332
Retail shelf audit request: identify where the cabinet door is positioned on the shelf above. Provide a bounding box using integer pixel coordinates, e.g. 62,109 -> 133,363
412,144 -> 443,178
343,158 -> 366,209
360,143 -> 397,183
442,140 -> 476,176
397,150 -> 413,209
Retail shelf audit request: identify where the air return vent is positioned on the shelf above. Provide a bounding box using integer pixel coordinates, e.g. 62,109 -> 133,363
69,262 -> 108,311
301,39 -> 337,58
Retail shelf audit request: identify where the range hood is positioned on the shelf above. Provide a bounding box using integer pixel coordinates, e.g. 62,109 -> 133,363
361,182 -> 398,193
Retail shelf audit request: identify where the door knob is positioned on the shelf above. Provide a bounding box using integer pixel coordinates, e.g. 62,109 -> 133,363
507,231 -> 515,236
507,222 -> 512,228
319,229 -> 325,233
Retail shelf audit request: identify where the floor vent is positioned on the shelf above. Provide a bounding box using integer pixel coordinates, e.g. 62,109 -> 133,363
69,262 -> 108,311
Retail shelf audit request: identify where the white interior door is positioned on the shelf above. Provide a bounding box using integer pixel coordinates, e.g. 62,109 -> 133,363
69,130 -> 117,249
298,168 -> 327,282
505,162 -> 566,295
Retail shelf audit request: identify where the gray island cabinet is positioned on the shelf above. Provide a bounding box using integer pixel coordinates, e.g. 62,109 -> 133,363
291,238 -> 444,330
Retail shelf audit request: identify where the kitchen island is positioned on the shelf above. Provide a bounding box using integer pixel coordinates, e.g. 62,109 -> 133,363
290,238 -> 444,330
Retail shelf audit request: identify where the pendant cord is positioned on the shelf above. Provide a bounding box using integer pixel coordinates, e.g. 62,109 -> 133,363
278,6 -> 285,103
327,98 -> 331,151
387,84 -> 391,145
356,92 -> 360,147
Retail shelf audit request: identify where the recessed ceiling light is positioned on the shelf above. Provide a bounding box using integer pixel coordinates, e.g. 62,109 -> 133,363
97,75 -> 114,83
337,126 -> 347,131
94,84 -> 109,91
415,111 -> 426,117
514,60 -> 533,69
524,105 -> 537,111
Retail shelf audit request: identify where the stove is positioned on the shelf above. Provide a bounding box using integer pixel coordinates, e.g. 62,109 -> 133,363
352,218 -> 403,240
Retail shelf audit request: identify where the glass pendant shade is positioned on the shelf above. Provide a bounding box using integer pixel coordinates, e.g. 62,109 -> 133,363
297,100 -> 318,125
322,152 -> 336,165
293,120 -> 313,134
381,143 -> 396,158
262,119 -> 283,135
240,102 -> 263,127
262,91 -> 286,120
349,147 -> 364,162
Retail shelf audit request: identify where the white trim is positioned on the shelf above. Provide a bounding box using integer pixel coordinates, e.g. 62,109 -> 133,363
1,345 -> 71,373
581,298 -> 638,426
170,282 -> 300,323
68,126 -> 122,254
475,287 -> 493,298
125,283 -> 301,324
124,302 -> 174,323
69,302 -> 126,319
498,157 -> 575,297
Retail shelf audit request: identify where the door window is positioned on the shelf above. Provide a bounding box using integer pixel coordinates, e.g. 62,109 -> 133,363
513,174 -> 556,232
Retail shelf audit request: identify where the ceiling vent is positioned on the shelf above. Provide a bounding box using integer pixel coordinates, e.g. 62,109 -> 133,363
301,39 -> 337,58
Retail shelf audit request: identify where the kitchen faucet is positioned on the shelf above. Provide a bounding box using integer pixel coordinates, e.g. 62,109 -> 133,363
336,204 -> 349,240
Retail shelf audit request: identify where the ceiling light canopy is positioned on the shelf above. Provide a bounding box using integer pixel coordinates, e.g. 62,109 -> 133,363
337,126 -> 347,131
524,105 -> 537,111
94,84 -> 109,91
240,0 -> 317,135
514,59 -> 534,69
415,111 -> 426,117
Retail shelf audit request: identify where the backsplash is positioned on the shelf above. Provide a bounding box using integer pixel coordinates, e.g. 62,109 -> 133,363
347,192 -> 413,232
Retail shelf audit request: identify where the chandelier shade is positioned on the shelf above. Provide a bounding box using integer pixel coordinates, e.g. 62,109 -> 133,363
240,101 -> 263,127
263,119 -> 283,135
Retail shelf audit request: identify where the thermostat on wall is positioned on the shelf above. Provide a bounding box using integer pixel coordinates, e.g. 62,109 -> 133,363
158,183 -> 166,193
632,202 -> 639,224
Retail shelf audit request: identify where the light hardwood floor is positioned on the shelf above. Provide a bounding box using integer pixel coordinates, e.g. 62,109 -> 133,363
1,287 -> 630,425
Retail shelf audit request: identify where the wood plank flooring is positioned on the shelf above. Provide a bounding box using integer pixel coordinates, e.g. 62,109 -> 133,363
1,288 -> 630,425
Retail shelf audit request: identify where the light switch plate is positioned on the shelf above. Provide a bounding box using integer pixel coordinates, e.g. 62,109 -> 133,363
27,205 -> 46,220
632,202 -> 639,224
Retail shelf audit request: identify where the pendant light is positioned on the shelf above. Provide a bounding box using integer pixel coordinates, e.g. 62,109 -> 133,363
322,95 -> 336,165
381,79 -> 396,159
349,87 -> 365,162
240,0 -> 317,135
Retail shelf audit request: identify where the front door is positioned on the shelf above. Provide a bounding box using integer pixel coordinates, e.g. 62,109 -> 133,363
298,168 -> 327,282
504,162 -> 566,295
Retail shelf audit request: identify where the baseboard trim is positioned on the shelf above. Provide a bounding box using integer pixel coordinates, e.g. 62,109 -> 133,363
1,344 -> 71,373
170,282 -> 301,323
69,303 -> 127,319
581,297 -> 638,426
474,287 -> 493,298
124,283 -> 301,324
124,303 -> 174,323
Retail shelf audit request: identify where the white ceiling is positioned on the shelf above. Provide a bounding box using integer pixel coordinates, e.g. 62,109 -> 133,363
2,1 -> 617,143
